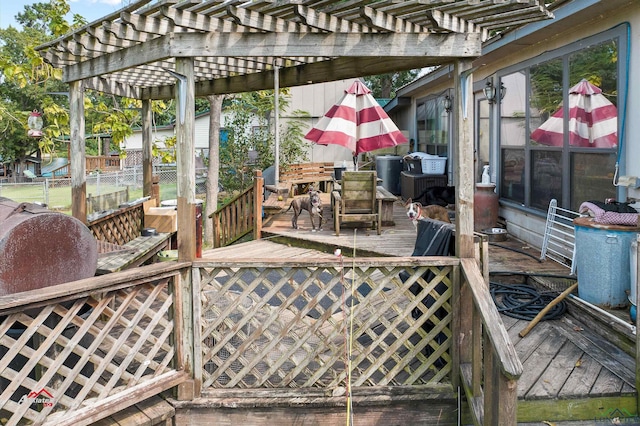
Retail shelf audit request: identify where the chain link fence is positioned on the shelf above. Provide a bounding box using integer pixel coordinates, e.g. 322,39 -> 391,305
0,166 -> 207,208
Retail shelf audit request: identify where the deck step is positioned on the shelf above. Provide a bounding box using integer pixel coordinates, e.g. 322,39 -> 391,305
94,395 -> 174,425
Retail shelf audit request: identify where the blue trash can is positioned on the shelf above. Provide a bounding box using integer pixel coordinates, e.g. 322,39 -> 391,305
574,219 -> 639,308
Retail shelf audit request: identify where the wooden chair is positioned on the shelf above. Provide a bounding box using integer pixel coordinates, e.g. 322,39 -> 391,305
332,171 -> 382,236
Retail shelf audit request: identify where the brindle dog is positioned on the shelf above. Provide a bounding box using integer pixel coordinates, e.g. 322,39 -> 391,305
286,188 -> 323,231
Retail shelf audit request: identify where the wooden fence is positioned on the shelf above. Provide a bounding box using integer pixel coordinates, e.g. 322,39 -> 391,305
0,262 -> 190,425
87,201 -> 145,245
190,256 -> 522,424
210,170 -> 263,248
458,258 -> 523,425
193,258 -> 457,392
86,188 -> 129,215
86,156 -> 121,173
0,247 -> 522,424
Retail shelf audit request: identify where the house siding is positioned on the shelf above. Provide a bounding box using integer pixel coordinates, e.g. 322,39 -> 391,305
388,0 -> 640,250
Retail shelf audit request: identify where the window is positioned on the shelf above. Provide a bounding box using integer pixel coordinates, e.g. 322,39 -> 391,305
498,28 -> 623,212
415,92 -> 451,156
476,99 -> 490,182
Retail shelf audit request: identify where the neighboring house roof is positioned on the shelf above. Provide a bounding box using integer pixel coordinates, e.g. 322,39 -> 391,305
41,158 -> 69,175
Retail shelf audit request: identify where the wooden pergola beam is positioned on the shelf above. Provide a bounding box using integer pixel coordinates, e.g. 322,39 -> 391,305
63,31 -> 481,83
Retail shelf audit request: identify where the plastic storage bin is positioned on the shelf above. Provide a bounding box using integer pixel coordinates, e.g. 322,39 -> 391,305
574,218 -> 639,308
421,157 -> 447,175
376,155 -> 402,195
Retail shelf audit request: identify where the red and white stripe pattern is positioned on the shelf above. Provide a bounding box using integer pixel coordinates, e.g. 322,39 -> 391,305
305,80 -> 407,154
531,79 -> 617,148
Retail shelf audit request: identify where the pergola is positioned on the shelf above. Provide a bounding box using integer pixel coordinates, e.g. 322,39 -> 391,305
36,0 -> 554,261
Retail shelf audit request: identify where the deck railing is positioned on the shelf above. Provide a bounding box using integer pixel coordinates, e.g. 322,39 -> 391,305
86,156 -> 121,173
0,243 -> 522,423
87,201 -> 145,245
210,170 -> 263,248
0,262 -> 190,426
86,188 -> 130,215
192,257 -> 458,397
457,257 -> 523,425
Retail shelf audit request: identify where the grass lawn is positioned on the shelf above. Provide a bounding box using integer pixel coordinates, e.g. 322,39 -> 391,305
0,183 -> 144,213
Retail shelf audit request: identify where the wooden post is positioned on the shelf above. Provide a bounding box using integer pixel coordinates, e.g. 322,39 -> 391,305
454,58 -> 475,259
172,58 -> 197,401
452,59 -> 475,387
483,334 -> 497,425
635,234 -> 640,409
142,99 -> 154,200
254,170 -> 264,240
496,374 -> 519,425
175,58 -> 196,262
69,80 -> 86,223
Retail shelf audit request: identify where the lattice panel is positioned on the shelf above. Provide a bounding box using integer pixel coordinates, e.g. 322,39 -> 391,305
197,263 -> 453,390
0,280 -> 175,424
88,203 -> 144,245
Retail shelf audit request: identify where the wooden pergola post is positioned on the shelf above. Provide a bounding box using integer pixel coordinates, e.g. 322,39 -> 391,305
451,59 -> 476,389
141,99 -> 154,202
174,57 -> 197,400
175,58 -> 197,262
69,80 -> 86,223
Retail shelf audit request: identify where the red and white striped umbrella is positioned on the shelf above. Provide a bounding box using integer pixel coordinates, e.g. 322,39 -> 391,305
531,79 -> 617,148
305,80 -> 407,155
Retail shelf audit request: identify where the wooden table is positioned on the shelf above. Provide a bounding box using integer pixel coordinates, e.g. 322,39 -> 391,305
96,233 -> 172,274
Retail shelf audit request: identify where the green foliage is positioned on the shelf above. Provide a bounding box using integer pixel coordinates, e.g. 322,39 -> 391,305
0,1 -> 150,166
364,70 -> 420,98
220,91 -> 309,193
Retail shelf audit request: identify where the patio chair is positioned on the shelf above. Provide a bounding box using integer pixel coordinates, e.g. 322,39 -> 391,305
332,171 -> 381,236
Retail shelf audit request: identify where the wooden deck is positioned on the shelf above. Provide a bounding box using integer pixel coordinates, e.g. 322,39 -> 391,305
96,233 -> 172,274
202,197 -> 639,423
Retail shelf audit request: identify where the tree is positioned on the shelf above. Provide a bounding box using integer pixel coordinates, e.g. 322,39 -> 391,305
0,0 -> 155,174
0,0 -> 76,168
219,90 -> 309,194
364,70 -> 420,98
204,94 -> 224,246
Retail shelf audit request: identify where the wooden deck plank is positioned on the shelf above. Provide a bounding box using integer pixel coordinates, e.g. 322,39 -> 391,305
518,325 -> 566,398
109,404 -> 153,426
134,395 -> 174,425
557,353 -> 602,398
96,233 -> 172,274
590,367 -> 624,396
512,320 -> 553,364
526,340 -> 584,399
553,319 -> 635,387
100,395 -> 174,426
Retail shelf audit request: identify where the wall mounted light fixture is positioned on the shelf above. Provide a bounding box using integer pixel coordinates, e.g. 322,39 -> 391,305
483,79 -> 506,104
444,95 -> 453,113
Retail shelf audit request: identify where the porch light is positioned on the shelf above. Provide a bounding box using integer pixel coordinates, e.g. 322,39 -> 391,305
444,95 -> 453,113
484,79 -> 506,105
27,110 -> 43,138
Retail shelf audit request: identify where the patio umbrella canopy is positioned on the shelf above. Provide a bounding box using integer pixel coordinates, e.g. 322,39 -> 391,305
305,80 -> 408,155
531,79 -> 618,148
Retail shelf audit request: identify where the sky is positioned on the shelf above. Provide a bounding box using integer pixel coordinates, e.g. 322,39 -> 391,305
0,0 -> 127,29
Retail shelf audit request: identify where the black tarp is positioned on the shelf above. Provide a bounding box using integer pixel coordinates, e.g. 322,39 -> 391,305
404,218 -> 455,368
